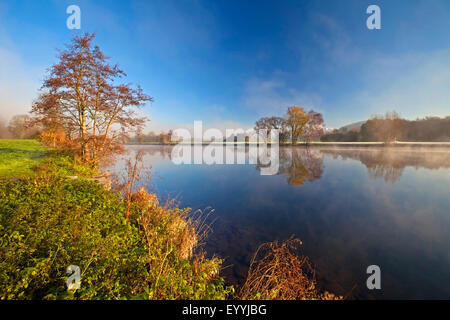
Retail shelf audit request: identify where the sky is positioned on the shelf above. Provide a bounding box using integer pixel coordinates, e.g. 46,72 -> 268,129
0,0 -> 449,132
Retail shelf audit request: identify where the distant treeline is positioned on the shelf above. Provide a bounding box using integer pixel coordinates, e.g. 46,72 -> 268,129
322,114 -> 450,142
128,130 -> 174,144
5,110 -> 447,144
0,115 -> 41,139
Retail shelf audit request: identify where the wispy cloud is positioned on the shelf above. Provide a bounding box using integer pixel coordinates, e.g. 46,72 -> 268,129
341,49 -> 450,121
309,13 -> 363,66
241,76 -> 323,116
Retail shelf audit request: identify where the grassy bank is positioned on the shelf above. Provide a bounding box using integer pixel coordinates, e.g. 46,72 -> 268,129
0,139 -> 46,177
0,139 -> 232,299
0,139 -> 340,300
0,139 -> 95,178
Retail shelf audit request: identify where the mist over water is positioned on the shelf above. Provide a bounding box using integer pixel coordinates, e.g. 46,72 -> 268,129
108,145 -> 450,299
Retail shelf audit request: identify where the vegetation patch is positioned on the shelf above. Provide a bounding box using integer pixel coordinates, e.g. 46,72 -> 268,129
0,175 -> 232,299
239,238 -> 342,300
0,139 -> 96,178
0,140 -> 46,177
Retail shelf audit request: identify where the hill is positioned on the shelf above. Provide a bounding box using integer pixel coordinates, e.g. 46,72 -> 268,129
339,121 -> 365,132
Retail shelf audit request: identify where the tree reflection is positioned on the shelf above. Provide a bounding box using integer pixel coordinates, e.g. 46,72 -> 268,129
322,148 -> 450,183
366,163 -> 403,184
258,148 -> 324,186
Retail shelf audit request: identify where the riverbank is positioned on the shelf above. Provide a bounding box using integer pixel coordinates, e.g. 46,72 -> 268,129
0,139 -> 341,300
0,139 -> 232,299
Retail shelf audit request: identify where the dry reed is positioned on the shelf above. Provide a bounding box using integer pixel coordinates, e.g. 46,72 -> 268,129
239,237 -> 342,300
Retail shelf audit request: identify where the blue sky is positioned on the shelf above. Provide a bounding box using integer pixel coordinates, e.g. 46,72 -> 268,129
0,0 -> 449,131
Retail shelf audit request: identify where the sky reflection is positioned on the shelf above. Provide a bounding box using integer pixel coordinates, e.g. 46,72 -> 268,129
108,146 -> 450,299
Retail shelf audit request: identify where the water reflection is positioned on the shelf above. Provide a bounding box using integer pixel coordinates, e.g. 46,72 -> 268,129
258,148 -> 324,186
322,148 -> 450,183
117,146 -> 450,185
107,146 -> 450,299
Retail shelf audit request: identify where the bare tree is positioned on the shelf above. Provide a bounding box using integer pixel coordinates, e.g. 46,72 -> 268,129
255,117 -> 277,142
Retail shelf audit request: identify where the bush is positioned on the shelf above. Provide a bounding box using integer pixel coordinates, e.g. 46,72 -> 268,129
239,238 -> 342,300
0,177 -> 232,300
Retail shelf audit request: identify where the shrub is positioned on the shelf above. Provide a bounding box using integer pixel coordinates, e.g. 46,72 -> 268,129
0,177 -> 232,300
239,238 -> 342,300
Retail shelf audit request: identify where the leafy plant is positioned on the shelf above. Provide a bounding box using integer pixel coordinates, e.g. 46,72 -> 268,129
0,176 -> 231,300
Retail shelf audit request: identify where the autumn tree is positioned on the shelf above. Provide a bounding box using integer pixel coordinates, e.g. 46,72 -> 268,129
160,130 -> 173,144
31,33 -> 152,166
364,111 -> 405,143
286,106 -> 309,144
301,110 -> 324,143
255,109 -> 323,144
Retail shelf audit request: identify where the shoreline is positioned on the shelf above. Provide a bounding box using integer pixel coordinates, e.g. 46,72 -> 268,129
0,139 -> 342,300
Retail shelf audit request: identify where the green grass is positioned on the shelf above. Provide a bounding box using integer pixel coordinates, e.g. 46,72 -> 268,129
0,139 -> 47,177
0,161 -> 231,300
0,139 -> 96,178
0,139 -> 232,299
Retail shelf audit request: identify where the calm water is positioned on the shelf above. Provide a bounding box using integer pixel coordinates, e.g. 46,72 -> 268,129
108,145 -> 450,299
